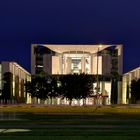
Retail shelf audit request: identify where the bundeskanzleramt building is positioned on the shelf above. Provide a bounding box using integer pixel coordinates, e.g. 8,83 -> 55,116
0,61 -> 31,104
122,67 -> 140,104
31,44 -> 123,105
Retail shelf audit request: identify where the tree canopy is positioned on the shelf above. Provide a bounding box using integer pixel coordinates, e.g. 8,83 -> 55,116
25,74 -> 93,105
59,74 -> 93,105
131,79 -> 140,103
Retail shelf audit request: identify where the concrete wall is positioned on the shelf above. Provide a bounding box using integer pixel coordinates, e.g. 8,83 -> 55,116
0,61 -> 31,103
52,56 -> 60,74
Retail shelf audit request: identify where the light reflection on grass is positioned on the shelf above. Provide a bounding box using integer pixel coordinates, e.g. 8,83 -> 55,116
0,129 -> 31,133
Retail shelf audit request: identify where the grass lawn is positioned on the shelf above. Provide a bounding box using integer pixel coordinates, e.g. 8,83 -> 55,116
0,136 -> 140,140
0,105 -> 140,139
1,104 -> 140,114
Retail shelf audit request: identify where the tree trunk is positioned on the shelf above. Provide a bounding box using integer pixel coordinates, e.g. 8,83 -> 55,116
69,99 -> 72,106
50,97 -> 53,105
83,98 -> 86,106
111,79 -> 118,104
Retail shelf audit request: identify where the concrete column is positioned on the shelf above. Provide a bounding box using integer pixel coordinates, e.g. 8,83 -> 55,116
90,54 -> 93,74
66,57 -> 71,74
60,55 -> 63,74
101,81 -> 105,95
81,57 -> 85,73
31,44 -> 36,75
117,81 -> 122,104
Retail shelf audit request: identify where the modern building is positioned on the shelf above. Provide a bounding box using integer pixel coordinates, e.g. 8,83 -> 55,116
122,67 -> 140,104
0,61 -> 31,104
31,44 -> 123,105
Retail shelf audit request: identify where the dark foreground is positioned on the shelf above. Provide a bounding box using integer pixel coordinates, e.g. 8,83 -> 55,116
0,112 -> 140,140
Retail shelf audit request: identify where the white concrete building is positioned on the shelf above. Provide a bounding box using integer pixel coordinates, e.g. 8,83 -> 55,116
122,67 -> 140,104
31,44 -> 123,75
31,44 -> 123,105
0,61 -> 31,103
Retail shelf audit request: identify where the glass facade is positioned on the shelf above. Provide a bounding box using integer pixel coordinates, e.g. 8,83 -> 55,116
62,52 -> 91,74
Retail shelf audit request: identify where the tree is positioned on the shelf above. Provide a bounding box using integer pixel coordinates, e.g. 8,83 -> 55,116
25,79 -> 38,99
2,72 -> 13,104
25,75 -> 48,103
76,74 -> 93,105
131,79 -> 140,103
111,72 -> 120,104
20,79 -> 26,103
15,75 -> 19,103
47,76 -> 60,105
59,74 -> 93,105
126,84 -> 130,103
35,76 -> 48,101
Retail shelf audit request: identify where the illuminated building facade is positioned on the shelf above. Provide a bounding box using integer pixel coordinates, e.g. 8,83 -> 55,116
122,67 -> 140,104
0,61 -> 31,103
31,44 -> 123,105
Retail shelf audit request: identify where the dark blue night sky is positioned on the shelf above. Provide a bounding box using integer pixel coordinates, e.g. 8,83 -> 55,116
0,0 -> 140,73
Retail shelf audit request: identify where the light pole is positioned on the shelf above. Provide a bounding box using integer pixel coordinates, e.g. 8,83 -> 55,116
96,45 -> 102,95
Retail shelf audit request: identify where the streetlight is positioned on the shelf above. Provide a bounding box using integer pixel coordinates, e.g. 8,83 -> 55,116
96,45 -> 102,95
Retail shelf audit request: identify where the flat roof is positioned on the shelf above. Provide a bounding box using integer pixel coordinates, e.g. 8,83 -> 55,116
1,61 -> 31,75
33,44 -> 122,54
124,67 -> 140,76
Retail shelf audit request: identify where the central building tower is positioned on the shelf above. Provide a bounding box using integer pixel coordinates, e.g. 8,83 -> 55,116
31,44 -> 123,104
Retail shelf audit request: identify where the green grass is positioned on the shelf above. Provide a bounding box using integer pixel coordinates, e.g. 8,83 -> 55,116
1,105 -> 140,139
1,136 -> 140,140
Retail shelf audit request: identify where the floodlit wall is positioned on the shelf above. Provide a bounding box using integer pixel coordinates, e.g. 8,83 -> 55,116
0,61 -> 31,103
52,56 -> 60,74
122,67 -> 140,104
31,44 -> 123,76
